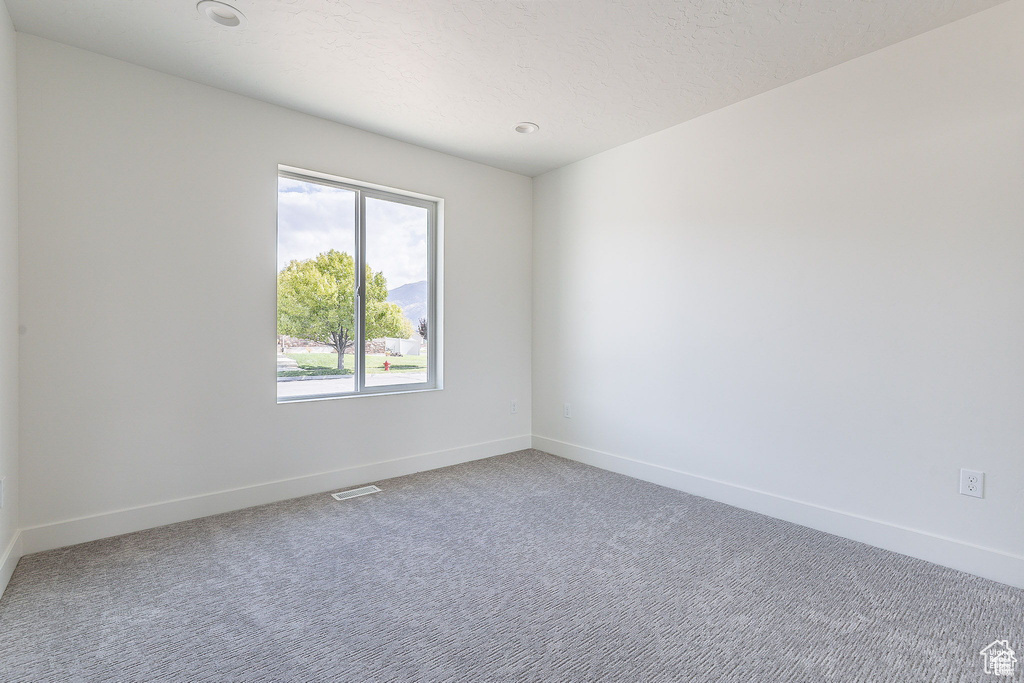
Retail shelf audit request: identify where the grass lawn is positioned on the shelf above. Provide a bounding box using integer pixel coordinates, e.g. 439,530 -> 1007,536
278,353 -> 427,377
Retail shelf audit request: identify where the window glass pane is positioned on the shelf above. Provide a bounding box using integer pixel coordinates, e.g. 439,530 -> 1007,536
276,176 -> 357,400
363,196 -> 430,389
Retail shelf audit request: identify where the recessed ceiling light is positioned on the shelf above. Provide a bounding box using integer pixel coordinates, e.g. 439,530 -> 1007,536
197,1 -> 247,29
514,122 -> 540,134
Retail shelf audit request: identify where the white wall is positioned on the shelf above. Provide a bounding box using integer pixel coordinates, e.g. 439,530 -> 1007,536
533,1 -> 1024,586
17,35 -> 532,550
0,0 -> 18,591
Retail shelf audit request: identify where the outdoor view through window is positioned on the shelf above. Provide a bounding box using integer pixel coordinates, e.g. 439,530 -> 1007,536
277,170 -> 436,401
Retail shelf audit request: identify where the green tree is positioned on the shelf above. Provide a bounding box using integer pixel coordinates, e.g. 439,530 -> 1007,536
277,250 -> 412,371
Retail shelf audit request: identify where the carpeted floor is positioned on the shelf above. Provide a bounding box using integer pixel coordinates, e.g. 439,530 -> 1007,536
0,449 -> 1021,681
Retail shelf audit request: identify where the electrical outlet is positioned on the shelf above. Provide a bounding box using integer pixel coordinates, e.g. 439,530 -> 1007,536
563,403 -> 571,418
959,469 -> 984,498
510,399 -> 518,415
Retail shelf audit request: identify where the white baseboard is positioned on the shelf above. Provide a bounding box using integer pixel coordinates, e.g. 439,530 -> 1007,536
0,530 -> 22,598
533,435 -> 1024,589
19,435 -> 532,555
15,433 -> 1024,590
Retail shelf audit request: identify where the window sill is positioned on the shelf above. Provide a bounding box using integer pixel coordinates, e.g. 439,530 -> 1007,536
277,386 -> 441,404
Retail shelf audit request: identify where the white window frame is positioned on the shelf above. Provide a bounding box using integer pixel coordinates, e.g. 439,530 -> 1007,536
277,165 -> 441,402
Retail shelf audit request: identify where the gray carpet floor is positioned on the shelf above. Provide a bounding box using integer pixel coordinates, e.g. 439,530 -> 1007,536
0,449 -> 1021,682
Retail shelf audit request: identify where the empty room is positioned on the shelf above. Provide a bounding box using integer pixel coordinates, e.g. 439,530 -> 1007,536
0,0 -> 1022,680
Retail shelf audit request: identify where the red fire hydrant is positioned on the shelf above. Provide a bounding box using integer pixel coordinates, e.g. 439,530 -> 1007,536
383,360 -> 390,371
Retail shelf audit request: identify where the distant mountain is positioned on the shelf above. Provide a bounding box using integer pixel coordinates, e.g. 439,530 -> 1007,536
387,280 -> 427,334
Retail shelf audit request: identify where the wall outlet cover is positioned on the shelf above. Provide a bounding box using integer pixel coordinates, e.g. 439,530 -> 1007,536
959,469 -> 984,498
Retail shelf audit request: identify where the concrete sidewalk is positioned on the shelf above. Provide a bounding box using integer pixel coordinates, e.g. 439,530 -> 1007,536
277,372 -> 427,399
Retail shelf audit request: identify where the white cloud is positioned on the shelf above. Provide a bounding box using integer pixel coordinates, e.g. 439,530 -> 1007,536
365,197 -> 428,289
277,177 -> 428,289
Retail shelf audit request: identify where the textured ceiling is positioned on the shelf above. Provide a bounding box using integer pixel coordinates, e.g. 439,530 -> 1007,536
7,0 -> 1007,176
